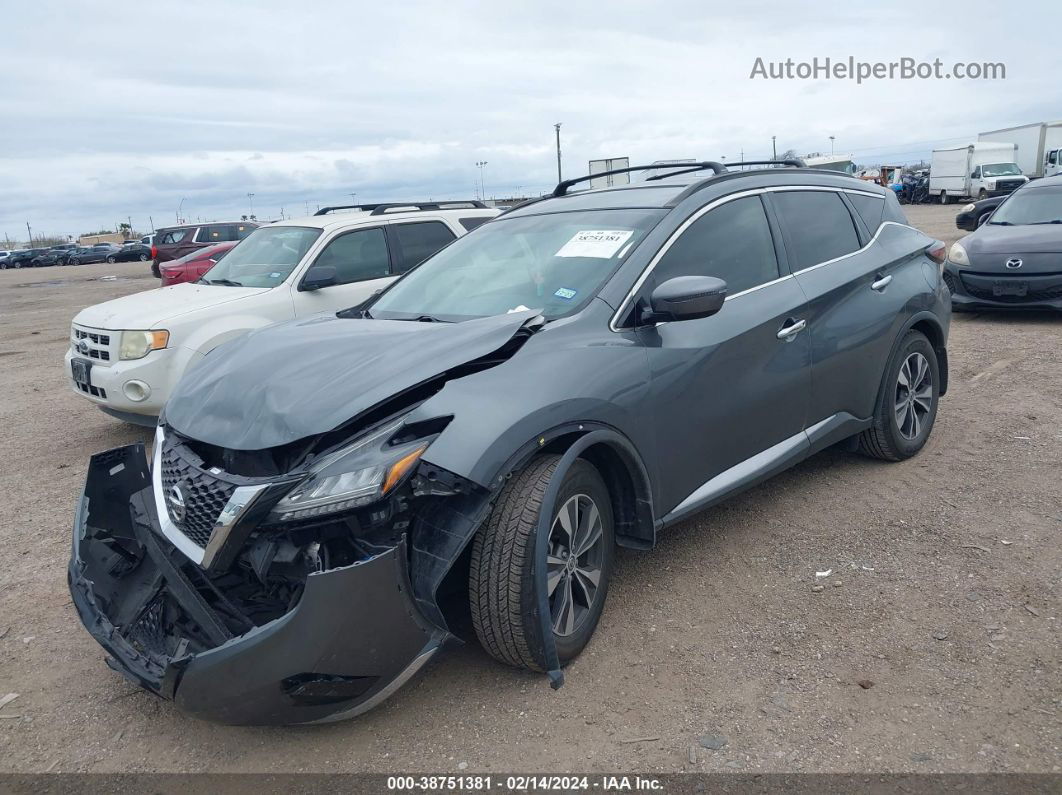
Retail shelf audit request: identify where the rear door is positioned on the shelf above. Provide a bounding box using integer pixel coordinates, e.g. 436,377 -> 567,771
289,224 -> 396,317
386,219 -> 458,274
771,188 -> 914,424
640,193 -> 811,516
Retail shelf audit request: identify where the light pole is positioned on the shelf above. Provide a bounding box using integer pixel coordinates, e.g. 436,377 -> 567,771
177,197 -> 186,224
247,193 -> 255,219
475,161 -> 488,200
349,193 -> 357,206
829,136 -> 835,155
554,123 -> 562,183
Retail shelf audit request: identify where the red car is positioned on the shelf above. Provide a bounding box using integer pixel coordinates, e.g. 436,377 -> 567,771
159,242 -> 237,286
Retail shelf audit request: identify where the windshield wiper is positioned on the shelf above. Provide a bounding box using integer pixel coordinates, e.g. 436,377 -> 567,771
1030,219 -> 1062,224
988,220 -> 1013,225
199,277 -> 244,286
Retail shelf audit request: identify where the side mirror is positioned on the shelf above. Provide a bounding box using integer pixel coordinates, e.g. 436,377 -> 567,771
301,265 -> 337,291
977,213 -> 990,227
642,276 -> 727,324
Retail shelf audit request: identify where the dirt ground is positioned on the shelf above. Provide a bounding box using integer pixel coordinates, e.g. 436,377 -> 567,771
0,205 -> 1058,774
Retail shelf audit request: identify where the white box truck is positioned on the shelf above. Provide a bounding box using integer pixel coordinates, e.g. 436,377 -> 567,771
929,142 -> 1028,204
978,121 -> 1062,178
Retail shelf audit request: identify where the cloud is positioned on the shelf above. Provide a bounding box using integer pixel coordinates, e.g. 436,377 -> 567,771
0,0 -> 1055,240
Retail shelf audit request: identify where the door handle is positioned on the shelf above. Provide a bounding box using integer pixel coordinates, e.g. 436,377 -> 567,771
776,319 -> 806,340
871,274 -> 893,291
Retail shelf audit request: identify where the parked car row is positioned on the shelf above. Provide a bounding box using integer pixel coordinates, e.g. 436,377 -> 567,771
149,220 -> 258,276
0,240 -> 154,268
66,165 -> 959,726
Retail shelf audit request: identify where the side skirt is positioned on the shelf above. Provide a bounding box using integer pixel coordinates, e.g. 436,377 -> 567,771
657,412 -> 870,529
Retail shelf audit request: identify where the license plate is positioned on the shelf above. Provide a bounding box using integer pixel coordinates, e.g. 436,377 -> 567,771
993,281 -> 1027,297
71,357 -> 92,386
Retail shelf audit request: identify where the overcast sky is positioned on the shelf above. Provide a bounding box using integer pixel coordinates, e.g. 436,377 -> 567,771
1,0 -> 1055,243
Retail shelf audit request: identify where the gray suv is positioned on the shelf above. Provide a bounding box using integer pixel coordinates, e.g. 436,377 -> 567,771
70,160 -> 951,725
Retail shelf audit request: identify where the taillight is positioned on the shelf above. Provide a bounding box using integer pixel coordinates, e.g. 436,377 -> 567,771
926,239 -> 947,273
150,245 -> 157,259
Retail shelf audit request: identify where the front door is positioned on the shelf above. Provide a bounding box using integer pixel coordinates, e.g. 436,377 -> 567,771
640,194 -> 811,515
290,225 -> 397,316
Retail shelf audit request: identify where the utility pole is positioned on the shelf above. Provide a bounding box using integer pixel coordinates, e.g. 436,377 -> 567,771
772,135 -> 777,159
349,193 -> 357,206
177,197 -> 185,225
149,215 -> 154,232
554,123 -> 563,183
26,222 -> 32,245
305,200 -> 310,215
247,193 -> 255,218
829,136 -> 835,155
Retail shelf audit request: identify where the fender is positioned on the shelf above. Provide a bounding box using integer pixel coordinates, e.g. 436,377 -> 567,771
407,422 -> 656,636
877,309 -> 950,407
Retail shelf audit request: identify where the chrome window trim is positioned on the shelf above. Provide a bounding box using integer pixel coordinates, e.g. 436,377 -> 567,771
609,184 -> 914,331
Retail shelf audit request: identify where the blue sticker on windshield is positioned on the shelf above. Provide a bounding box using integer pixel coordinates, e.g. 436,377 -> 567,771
555,287 -> 577,300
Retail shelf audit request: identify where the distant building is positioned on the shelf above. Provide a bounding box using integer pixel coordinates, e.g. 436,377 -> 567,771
78,232 -> 125,246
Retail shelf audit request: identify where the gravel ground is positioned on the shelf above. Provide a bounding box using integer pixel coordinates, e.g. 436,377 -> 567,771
0,205 -> 1058,774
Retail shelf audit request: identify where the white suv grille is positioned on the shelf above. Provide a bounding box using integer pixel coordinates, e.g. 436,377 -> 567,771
71,325 -> 116,365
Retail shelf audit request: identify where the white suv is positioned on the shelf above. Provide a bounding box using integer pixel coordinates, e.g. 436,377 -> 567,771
65,202 -> 500,425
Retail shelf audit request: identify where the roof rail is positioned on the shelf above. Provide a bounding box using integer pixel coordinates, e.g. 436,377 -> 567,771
553,162 -> 727,196
368,201 -> 487,216
716,158 -> 807,169
314,200 -> 487,216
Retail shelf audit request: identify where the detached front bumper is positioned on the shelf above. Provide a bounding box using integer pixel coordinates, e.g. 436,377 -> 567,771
69,444 -> 445,725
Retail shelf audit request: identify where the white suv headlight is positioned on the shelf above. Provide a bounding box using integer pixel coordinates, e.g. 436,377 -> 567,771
119,330 -> 169,360
948,242 -> 970,267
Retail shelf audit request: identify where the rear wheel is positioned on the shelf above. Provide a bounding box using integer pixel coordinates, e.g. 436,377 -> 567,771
858,330 -> 939,461
470,455 -> 614,670
939,191 -> 950,205
106,255 -> 116,263
138,253 -> 149,261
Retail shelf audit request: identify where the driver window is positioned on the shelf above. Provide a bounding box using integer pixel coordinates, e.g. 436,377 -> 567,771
653,196 -> 779,295
313,228 -> 390,286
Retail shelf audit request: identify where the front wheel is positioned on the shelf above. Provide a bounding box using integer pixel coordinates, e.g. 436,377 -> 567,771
978,189 -> 987,200
858,330 -> 940,461
106,255 -> 116,263
470,455 -> 614,670
138,253 -> 149,261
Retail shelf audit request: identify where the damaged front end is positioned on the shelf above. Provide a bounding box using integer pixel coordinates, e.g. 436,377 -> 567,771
68,421 -> 481,725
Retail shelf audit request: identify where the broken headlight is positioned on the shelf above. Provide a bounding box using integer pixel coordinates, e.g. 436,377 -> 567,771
269,418 -> 429,523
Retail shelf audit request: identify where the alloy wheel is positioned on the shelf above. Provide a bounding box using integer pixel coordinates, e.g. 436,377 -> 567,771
895,352 -> 933,440
546,494 -> 605,637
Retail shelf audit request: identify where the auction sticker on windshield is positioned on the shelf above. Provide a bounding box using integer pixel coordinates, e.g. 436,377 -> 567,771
556,230 -> 633,258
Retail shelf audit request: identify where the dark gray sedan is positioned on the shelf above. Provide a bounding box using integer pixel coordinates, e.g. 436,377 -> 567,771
944,178 -> 1062,310
70,161 -> 951,724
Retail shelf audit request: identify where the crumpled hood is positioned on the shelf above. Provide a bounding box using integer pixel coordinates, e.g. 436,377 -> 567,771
963,224 -> 1062,255
73,282 -> 270,330
165,309 -> 541,450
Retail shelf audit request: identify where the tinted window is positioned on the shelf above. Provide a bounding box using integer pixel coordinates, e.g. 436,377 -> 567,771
391,222 -> 456,274
158,229 -> 189,244
847,193 -> 885,233
235,223 -> 254,239
773,191 -> 861,269
459,216 -> 491,232
313,227 -> 390,285
654,196 -> 779,294
199,225 -> 236,243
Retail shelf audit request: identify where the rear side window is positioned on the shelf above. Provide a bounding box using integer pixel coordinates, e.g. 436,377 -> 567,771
235,223 -> 254,239
199,225 -> 235,243
158,229 -> 189,245
847,193 -> 885,233
313,227 -> 390,285
654,196 -> 779,295
391,221 -> 456,274
882,190 -> 909,224
773,191 -> 861,270
458,216 -> 491,232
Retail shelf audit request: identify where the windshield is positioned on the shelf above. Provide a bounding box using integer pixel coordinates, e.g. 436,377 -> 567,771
982,163 -> 1022,177
989,187 -> 1062,225
200,226 -> 321,287
369,209 -> 666,321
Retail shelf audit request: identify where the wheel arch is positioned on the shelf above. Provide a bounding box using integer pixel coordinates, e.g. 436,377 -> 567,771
873,312 -> 949,414
505,422 -> 656,551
